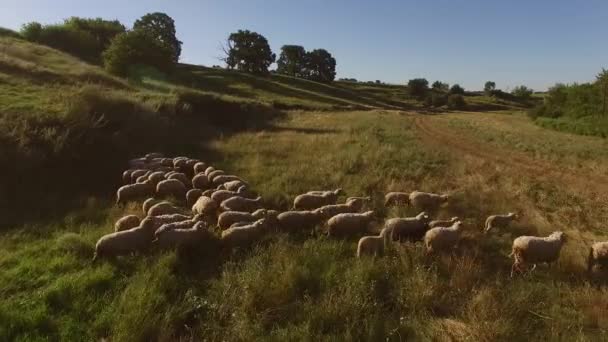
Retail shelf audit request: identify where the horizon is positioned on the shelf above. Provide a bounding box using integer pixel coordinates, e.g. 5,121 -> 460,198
2,0 -> 607,91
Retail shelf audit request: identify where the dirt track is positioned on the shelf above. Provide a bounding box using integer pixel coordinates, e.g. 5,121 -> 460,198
413,115 -> 608,195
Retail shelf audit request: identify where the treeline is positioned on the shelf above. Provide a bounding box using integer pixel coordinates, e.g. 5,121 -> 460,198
15,14 -> 338,82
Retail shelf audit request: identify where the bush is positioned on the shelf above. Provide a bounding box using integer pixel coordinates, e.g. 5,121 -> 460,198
21,22 -> 101,62
447,94 -> 466,109
0,27 -> 21,39
512,85 -> 533,100
425,93 -> 447,107
407,78 -> 429,97
103,30 -> 174,77
449,84 -> 465,95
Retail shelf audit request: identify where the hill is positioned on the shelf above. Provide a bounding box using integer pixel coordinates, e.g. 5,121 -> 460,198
2,38 -> 606,341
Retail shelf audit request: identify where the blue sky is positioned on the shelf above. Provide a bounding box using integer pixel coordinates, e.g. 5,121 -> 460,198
2,0 -> 606,90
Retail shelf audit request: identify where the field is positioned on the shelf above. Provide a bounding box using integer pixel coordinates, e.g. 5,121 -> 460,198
1,37 -> 608,341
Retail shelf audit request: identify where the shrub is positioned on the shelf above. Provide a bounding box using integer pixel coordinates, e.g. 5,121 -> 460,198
103,30 -> 174,77
425,93 -> 447,107
449,84 -> 465,95
447,94 -> 466,109
20,22 -> 101,62
0,27 -> 21,39
408,78 -> 429,97
512,85 -> 533,100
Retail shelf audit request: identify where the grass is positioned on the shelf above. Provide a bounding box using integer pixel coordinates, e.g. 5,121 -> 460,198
534,116 -> 608,138
1,37 -> 607,340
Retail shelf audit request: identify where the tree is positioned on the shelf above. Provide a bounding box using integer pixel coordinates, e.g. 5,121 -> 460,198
223,30 -> 275,74
304,49 -> 336,82
407,78 -> 429,97
484,81 -> 496,94
512,85 -> 533,100
103,30 -> 174,76
64,17 -> 125,51
450,84 -> 465,95
596,68 -> 608,116
432,81 -> 449,91
276,45 -> 307,77
133,12 -> 182,62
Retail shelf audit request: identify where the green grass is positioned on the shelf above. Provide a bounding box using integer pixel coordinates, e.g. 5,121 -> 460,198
534,116 -> 608,138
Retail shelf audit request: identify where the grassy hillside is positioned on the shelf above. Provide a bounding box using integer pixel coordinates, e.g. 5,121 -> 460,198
2,38 -> 605,341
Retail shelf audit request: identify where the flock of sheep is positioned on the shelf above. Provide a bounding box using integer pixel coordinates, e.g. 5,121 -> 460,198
94,153 -> 608,278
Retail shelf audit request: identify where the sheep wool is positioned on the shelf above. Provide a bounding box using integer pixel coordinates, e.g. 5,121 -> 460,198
116,181 -> 154,205
357,227 -> 393,257
293,189 -> 343,210
154,221 -> 211,249
156,179 -> 187,199
186,189 -> 203,207
192,196 -> 218,217
429,216 -> 460,229
327,211 -> 375,237
114,215 -> 141,232
221,218 -> 270,248
93,218 -> 157,261
317,197 -> 368,219
207,170 -> 225,183
168,172 -> 191,188
194,162 -> 207,175
387,212 -> 432,242
510,231 -> 566,277
217,209 -> 271,230
424,221 -> 463,254
220,196 -> 262,213
192,173 -> 210,190
409,191 -> 449,211
277,210 -> 323,232
147,201 -> 183,217
212,174 -> 244,186
588,241 -> 608,273
485,213 -> 518,233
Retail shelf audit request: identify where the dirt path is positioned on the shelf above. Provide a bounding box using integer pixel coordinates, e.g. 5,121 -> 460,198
413,115 -> 608,195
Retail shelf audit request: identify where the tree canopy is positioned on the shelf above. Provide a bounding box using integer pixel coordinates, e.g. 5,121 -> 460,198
133,12 -> 182,62
432,81 -> 449,91
450,84 -> 465,95
276,45 -> 307,77
224,30 -> 275,74
305,49 -> 336,82
484,81 -> 496,94
408,78 -> 429,97
103,30 -> 174,76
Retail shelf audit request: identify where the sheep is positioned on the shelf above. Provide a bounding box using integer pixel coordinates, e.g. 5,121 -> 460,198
93,217 -> 157,261
114,215 -> 141,232
409,191 -> 449,211
305,189 -> 343,196
384,192 -> 410,206
122,169 -> 134,184
147,201 -> 184,217
186,189 -> 203,207
211,187 -> 250,204
220,218 -> 272,248
212,174 -> 244,186
136,174 -> 149,183
588,241 -> 608,273
149,213 -> 193,230
220,196 -> 262,212
156,179 -> 187,199
194,162 -> 207,175
130,169 -> 150,183
146,152 -> 164,159
202,189 -> 215,197
387,212 -> 432,242
184,159 -> 199,175
116,181 -> 154,205
160,158 -> 174,167
153,221 -> 212,249
153,214 -> 204,237
128,157 -> 147,169
276,210 -> 324,233
207,170 -> 225,183
357,227 -> 393,257
204,166 -> 216,177
192,173 -> 211,190
142,198 -> 161,215
217,209 -> 278,230
429,216 -> 460,229
222,180 -> 248,192
510,231 -> 567,277
293,189 -> 343,210
147,171 -> 166,186
167,172 -> 191,188
424,221 -> 463,254
484,213 -> 518,233
173,157 -> 188,171
327,211 -> 375,238
192,196 -> 218,217
317,197 -> 369,219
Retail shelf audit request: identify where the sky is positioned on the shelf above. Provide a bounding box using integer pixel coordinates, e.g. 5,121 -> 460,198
1,0 -> 607,90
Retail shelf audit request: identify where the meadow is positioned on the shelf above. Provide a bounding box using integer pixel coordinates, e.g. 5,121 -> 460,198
1,36 -> 607,341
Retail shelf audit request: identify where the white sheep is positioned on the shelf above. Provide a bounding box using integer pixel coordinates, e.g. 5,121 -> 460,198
217,209 -> 278,230
357,227 -> 393,257
194,162 -> 207,175
114,215 -> 141,232
276,210 -> 324,233
424,221 -> 463,254
149,213 -> 193,230
293,188 -> 343,210
212,174 -> 244,186
122,169 -> 134,184
222,180 -> 248,192
184,159 -> 199,175
153,214 -> 204,237
130,169 -> 149,183
173,157 -> 188,171
202,189 -> 215,197
211,188 -> 250,204
167,172 -> 191,188
156,179 -> 187,199
160,158 -> 174,167
116,181 -> 154,205
192,196 -> 218,217
147,171 -> 166,186
186,188 -> 203,207
221,218 -> 272,248
384,192 -> 410,206
409,191 -> 449,211
147,201 -> 184,217
220,196 -> 262,212
510,231 -> 567,277
387,212 -> 431,242
136,174 -> 149,184
93,217 -> 157,261
204,166 -> 216,176
429,216 -> 460,229
484,213 -> 518,233
317,197 -> 369,219
142,198 -> 161,215
145,152 -> 164,159
192,173 -> 210,190
588,241 -> 608,273
154,221 -> 211,249
327,211 -> 375,238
